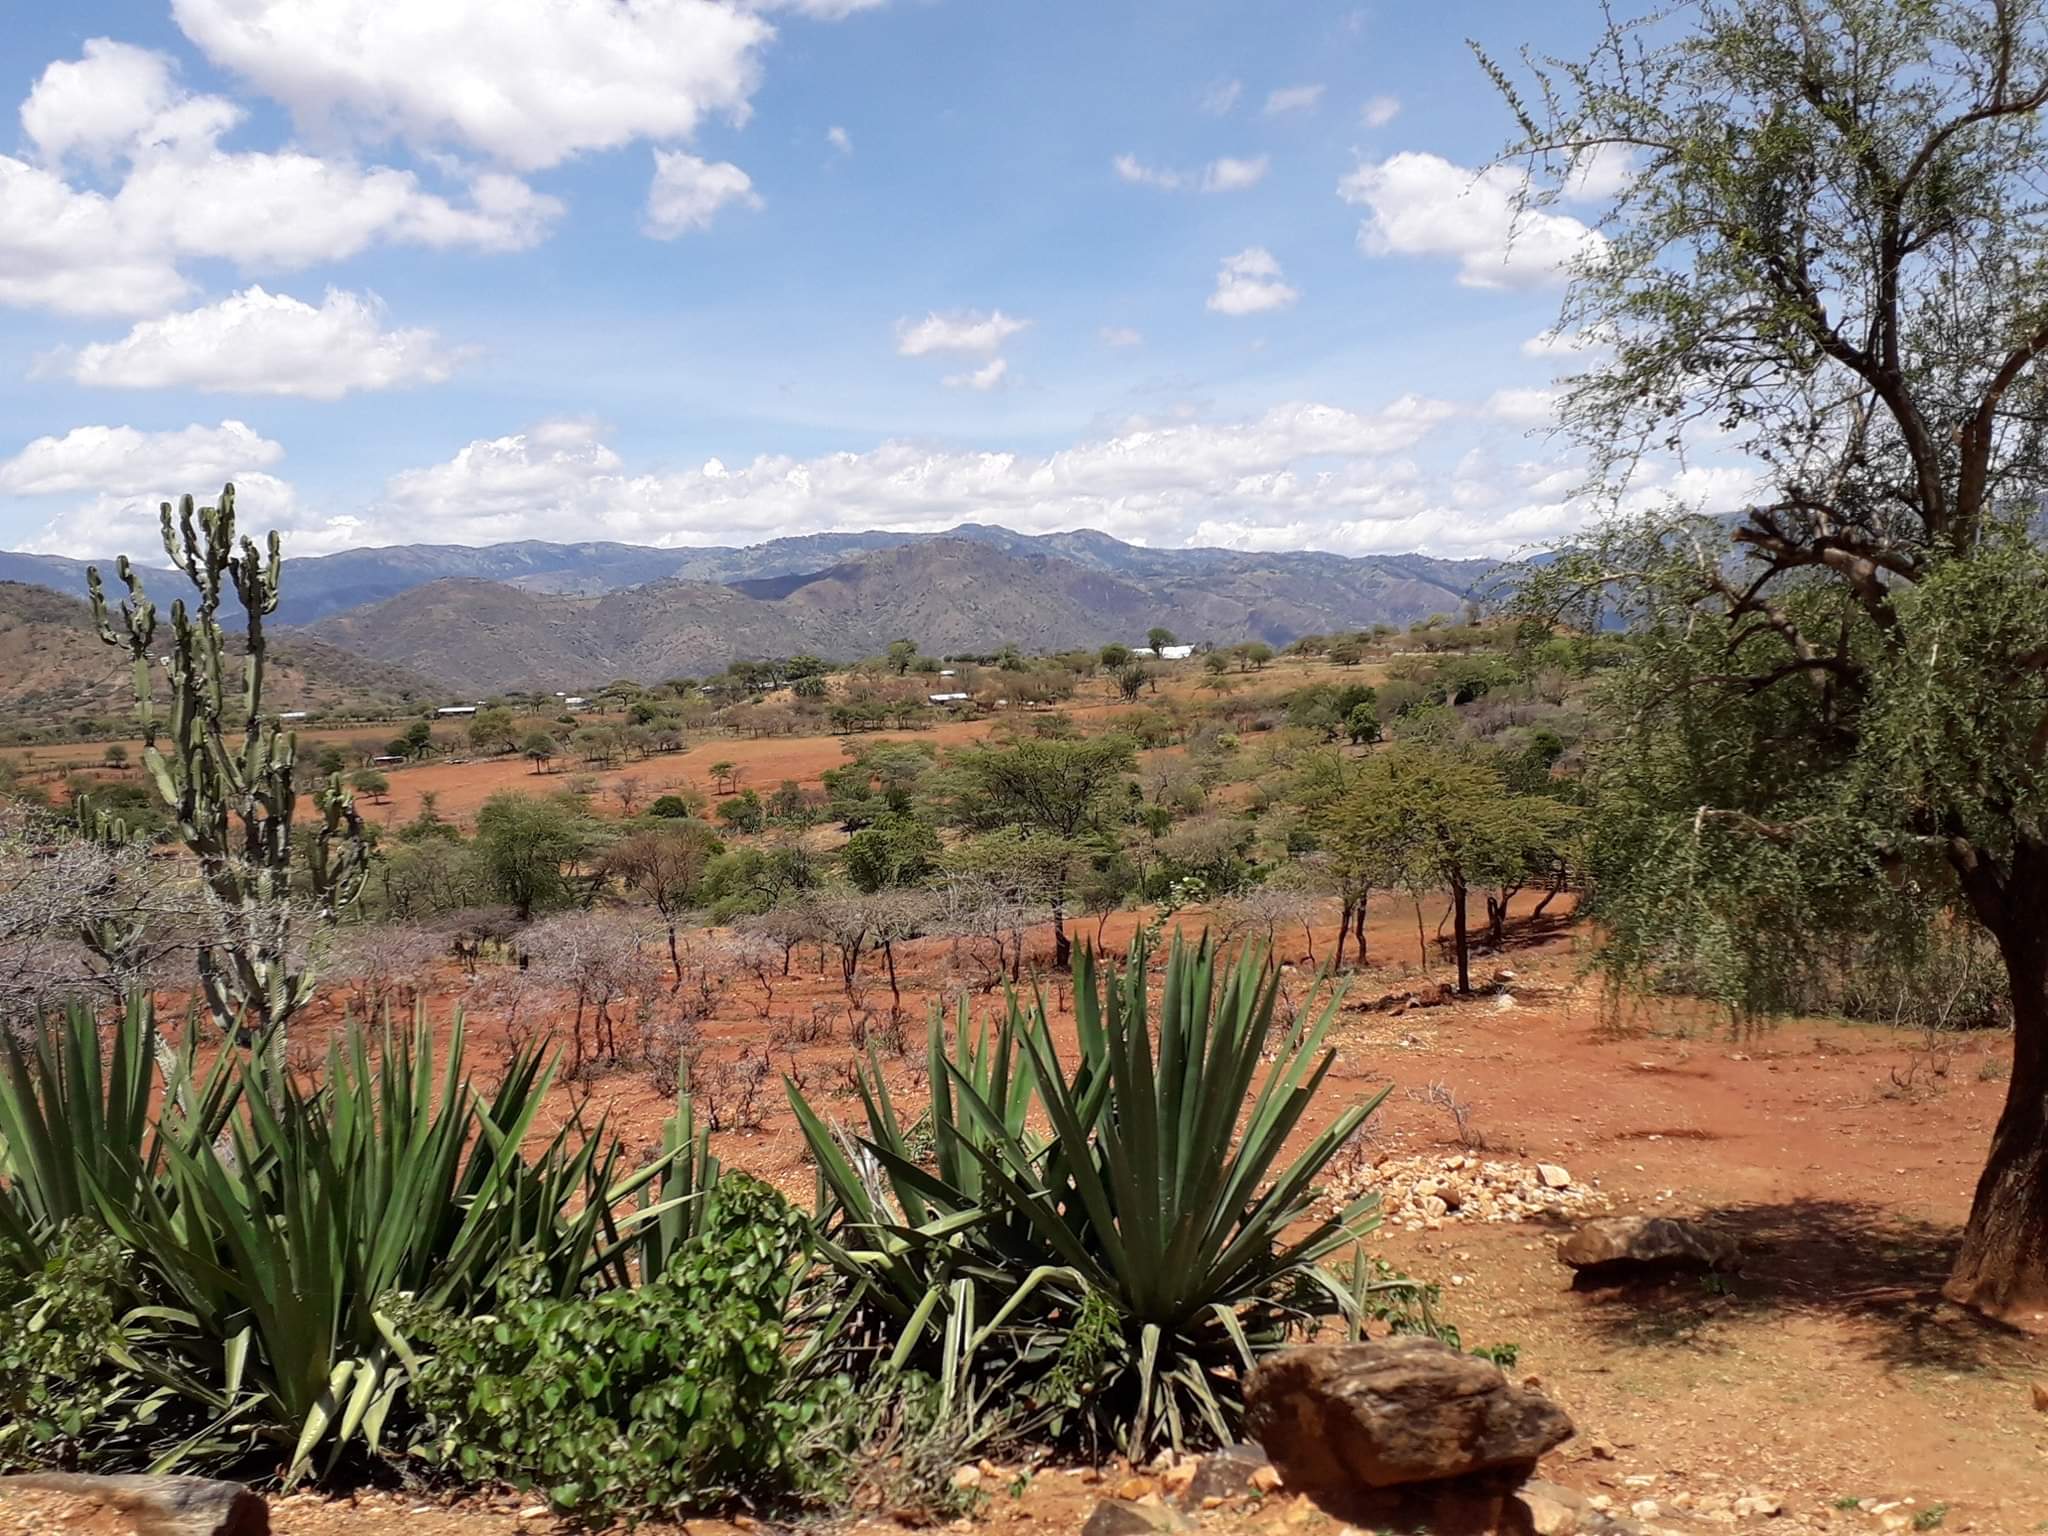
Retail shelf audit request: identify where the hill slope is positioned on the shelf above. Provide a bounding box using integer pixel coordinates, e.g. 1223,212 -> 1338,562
0,582 -> 447,727
307,536 -> 1500,693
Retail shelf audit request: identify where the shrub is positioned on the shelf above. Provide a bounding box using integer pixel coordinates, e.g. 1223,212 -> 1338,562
398,1176 -> 841,1519
788,934 -> 1412,1458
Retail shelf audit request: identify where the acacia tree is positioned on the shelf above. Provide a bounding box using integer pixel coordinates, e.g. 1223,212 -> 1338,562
940,734 -> 1136,965
1490,0 -> 2048,1308
603,822 -> 718,985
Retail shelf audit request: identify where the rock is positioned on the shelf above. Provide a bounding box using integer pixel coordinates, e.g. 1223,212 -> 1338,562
1245,1338 -> 1574,1496
2033,1381 -> 2048,1412
1250,1465 -> 1285,1495
951,1465 -> 983,1491
0,1474 -> 267,1536
1172,1444 -> 1272,1506
1557,1216 -> 1739,1278
1731,1491 -> 1783,1517
1082,1499 -> 1191,1536
1515,1479 -> 1589,1534
1114,1475 -> 1157,1501
1538,1164 -> 1573,1189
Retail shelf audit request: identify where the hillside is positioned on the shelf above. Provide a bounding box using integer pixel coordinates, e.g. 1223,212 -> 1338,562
0,581 -> 447,728
307,536 -> 1501,692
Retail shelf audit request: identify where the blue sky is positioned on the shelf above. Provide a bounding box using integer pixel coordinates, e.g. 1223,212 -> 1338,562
0,1 -> 1746,561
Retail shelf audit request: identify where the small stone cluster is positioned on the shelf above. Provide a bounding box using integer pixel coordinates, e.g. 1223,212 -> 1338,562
1325,1153 -> 1612,1230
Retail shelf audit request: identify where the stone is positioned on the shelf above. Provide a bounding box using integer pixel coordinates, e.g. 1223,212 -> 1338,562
1115,1475 -> 1158,1501
1731,1490 -> 1783,1517
0,1474 -> 267,1536
1538,1164 -> 1573,1189
1250,1465 -> 1285,1495
2033,1380 -> 2048,1412
1557,1216 -> 1740,1278
1173,1444 -> 1271,1505
1515,1479 -> 1589,1535
1081,1498 -> 1192,1536
951,1465 -> 983,1491
1245,1339 -> 1574,1497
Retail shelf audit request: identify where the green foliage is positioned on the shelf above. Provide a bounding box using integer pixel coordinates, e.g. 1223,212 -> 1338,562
0,996 -> 712,1483
649,791 -> 703,819
400,1176 -> 837,1518
716,788 -> 766,833
474,791 -> 600,920
788,935 -> 1406,1458
843,812 -> 942,892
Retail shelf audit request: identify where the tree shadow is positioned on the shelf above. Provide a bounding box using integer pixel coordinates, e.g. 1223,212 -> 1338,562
1566,1197 -> 2040,1375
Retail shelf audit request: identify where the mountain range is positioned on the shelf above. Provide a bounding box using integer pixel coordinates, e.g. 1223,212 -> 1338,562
0,524 -> 1506,697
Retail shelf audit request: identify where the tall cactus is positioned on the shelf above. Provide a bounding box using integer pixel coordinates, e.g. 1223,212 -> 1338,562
85,483 -> 368,1064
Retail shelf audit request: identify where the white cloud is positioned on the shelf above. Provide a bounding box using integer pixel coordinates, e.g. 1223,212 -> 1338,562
172,0 -> 772,172
1521,326 -> 1613,361
1201,155 -> 1269,192
826,124 -> 853,156
896,309 -> 1031,357
1207,247 -> 1299,316
1201,79 -> 1243,115
1114,153 -> 1184,190
1485,387 -> 1558,426
1118,153 -> 1268,194
1360,94 -> 1400,128
1,45 -> 562,317
0,420 -> 283,496
644,150 -> 762,236
55,287 -> 463,399
349,396 -> 1471,551
1099,326 -> 1143,348
750,0 -> 889,15
1264,83 -> 1325,115
1338,151 -> 1603,290
943,357 -> 1009,392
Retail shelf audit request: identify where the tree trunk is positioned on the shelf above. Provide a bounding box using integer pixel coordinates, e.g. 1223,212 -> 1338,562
1451,877 -> 1471,995
666,922 -> 683,990
1353,894 -> 1368,962
1948,886 -> 2048,1311
1334,898 -> 1354,971
1052,887 -> 1071,968
883,938 -> 902,1016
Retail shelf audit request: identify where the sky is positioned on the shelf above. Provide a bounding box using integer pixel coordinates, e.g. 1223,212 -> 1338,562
0,1 -> 1752,563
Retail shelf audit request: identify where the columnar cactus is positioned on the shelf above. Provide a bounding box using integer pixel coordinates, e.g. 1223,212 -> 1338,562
85,483 -> 369,1060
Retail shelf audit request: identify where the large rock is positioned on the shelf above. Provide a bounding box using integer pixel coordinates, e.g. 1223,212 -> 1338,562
0,1473 -> 267,1536
1557,1216 -> 1739,1278
1245,1338 -> 1574,1498
1081,1499 -> 1190,1536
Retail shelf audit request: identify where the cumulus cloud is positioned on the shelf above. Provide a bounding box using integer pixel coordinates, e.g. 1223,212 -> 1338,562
1201,155 -> 1269,192
1113,153 -> 1184,190
1264,83 -> 1324,115
1207,247 -> 1298,316
1485,387 -> 1559,426
1338,151 -> 1603,290
1099,326 -> 1143,348
171,0 -> 772,171
644,150 -> 762,236
344,397 -> 1470,551
54,287 -> 463,399
1,44 -> 561,317
1360,94 -> 1400,128
895,309 -> 1031,357
943,357 -> 1009,392
826,124 -> 853,155
0,420 -> 283,496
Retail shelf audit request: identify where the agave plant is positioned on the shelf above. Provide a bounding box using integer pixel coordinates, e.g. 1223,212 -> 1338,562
789,933 -> 1407,1456
0,997 -> 715,1482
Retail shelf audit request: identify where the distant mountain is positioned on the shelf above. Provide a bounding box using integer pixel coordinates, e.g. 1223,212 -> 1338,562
3,523 -> 1502,630
0,581 -> 445,726
306,535 -> 1504,694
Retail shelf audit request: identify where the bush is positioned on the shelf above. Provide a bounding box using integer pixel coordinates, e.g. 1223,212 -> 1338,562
399,1176 -> 842,1519
789,934 -> 1413,1458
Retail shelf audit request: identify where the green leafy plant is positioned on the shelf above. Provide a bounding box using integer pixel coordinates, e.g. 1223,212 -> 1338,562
1914,1505 -> 1949,1532
399,1175 -> 839,1519
789,933 -> 1409,1457
0,997 -> 712,1483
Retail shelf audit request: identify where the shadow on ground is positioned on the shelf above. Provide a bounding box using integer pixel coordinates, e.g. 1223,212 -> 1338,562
1567,1197 -> 2040,1375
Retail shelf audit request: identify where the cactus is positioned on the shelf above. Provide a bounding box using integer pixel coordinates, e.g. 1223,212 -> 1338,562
85,483 -> 368,1067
